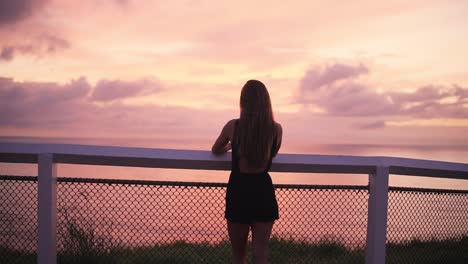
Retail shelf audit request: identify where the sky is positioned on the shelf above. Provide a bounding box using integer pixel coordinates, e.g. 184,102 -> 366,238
1,0 -> 468,164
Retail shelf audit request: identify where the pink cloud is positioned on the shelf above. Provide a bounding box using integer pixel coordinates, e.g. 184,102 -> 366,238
298,63 -> 468,118
393,85 -> 468,118
0,76 -> 175,134
0,46 -> 14,61
41,34 -> 70,53
300,63 -> 368,91
353,120 -> 386,130
0,34 -> 70,62
0,77 -> 91,127
0,0 -> 70,62
0,76 -> 90,102
391,85 -> 448,103
91,79 -> 162,102
322,82 -> 398,116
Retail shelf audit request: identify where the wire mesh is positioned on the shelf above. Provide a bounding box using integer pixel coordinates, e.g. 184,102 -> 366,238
0,176 -> 38,263
0,175 -> 368,263
1,175 -> 467,263
386,186 -> 468,264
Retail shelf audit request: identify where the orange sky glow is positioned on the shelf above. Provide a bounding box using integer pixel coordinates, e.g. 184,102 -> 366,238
1,0 -> 468,164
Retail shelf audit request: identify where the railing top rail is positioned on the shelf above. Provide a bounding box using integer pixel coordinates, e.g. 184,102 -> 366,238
1,142 -> 467,179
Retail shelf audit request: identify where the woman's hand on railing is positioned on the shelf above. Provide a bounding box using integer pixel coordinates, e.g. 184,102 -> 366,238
224,142 -> 232,153
212,142 -> 231,155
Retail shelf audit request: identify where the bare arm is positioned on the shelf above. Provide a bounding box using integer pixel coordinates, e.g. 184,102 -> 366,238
272,123 -> 283,157
211,121 -> 233,155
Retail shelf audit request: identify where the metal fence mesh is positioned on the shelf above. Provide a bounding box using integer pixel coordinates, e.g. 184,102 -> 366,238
1,175 -> 467,263
386,186 -> 468,264
0,177 -> 37,264
0,175 -> 368,263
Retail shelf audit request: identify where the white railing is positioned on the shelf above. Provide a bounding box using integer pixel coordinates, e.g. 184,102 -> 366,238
1,142 -> 468,264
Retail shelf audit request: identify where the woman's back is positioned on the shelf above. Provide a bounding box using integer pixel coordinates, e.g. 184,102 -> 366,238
231,119 -> 282,174
225,118 -> 280,225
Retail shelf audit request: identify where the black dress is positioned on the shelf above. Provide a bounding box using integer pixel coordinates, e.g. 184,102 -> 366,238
225,120 -> 279,224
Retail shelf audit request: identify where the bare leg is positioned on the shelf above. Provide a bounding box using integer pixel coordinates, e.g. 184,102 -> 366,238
251,221 -> 274,264
227,220 -> 250,264
252,222 -> 274,264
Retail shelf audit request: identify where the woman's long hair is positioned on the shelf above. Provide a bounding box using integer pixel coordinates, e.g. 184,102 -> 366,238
237,80 -> 275,168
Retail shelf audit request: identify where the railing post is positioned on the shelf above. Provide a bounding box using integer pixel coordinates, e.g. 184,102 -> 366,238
38,153 -> 57,264
365,166 -> 389,264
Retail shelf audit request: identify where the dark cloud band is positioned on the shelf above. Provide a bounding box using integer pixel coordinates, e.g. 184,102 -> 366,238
0,0 -> 48,26
0,34 -> 70,62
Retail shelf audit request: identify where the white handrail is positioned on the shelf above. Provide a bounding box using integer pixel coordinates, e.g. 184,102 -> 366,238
1,142 -> 467,264
1,142 -> 467,178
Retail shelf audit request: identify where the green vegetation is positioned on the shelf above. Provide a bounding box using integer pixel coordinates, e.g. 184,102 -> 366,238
58,220 -> 120,263
0,246 -> 36,264
2,222 -> 467,264
386,237 -> 468,264
269,237 -> 364,264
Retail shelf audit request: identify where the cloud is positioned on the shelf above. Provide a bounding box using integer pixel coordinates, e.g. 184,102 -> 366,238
0,46 -> 14,61
353,120 -> 386,130
390,85 -> 452,104
390,85 -> 468,118
299,63 -> 368,92
318,82 -> 398,116
298,63 -> 468,118
0,76 -> 169,130
0,34 -> 70,62
91,78 -> 162,102
41,34 -> 70,53
0,76 -> 90,103
0,45 -> 34,62
0,77 -> 91,127
0,1 -> 69,62
0,0 -> 48,26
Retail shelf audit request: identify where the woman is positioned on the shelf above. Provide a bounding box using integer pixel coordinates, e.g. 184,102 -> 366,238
212,80 -> 282,264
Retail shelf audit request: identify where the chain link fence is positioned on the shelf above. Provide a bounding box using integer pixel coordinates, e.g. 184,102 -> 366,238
0,176 -> 37,264
386,186 -> 468,263
1,175 -> 467,263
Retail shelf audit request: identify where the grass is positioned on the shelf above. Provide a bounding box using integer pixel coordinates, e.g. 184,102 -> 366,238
2,221 -> 467,264
386,237 -> 468,264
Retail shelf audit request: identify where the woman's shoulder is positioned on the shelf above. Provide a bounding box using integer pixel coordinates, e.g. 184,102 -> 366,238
274,121 -> 282,134
221,119 -> 239,132
226,118 -> 239,127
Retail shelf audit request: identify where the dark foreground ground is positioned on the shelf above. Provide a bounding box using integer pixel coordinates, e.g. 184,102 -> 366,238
2,235 -> 467,264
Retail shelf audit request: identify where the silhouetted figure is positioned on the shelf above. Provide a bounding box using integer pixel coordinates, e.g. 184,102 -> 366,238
212,80 -> 282,264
